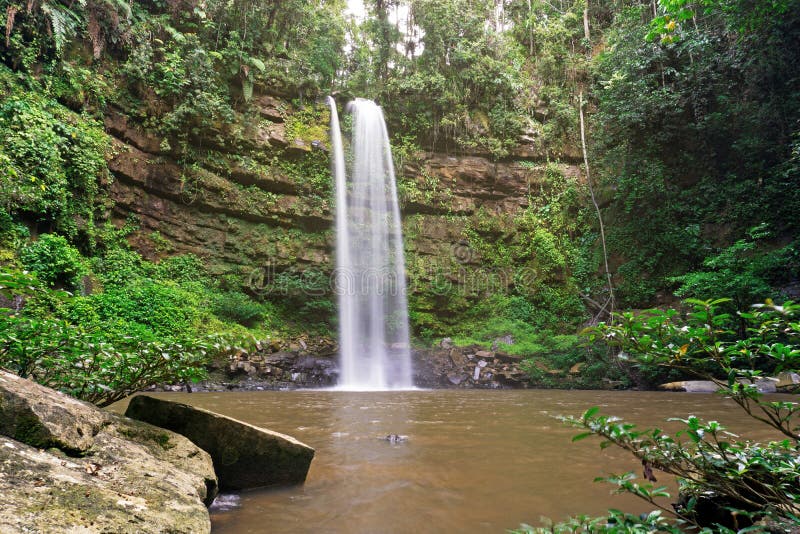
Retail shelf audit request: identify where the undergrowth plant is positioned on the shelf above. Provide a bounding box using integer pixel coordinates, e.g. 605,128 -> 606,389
518,298 -> 800,532
0,269 -> 250,407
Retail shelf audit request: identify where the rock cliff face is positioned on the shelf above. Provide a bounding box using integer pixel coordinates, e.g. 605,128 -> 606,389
104,93 -> 582,296
105,102 -> 333,277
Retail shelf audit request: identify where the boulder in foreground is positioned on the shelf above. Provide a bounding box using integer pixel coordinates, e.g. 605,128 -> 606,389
0,370 -> 217,534
126,395 -> 315,490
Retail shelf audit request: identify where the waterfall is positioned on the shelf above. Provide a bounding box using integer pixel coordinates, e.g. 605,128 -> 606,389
327,97 -> 413,390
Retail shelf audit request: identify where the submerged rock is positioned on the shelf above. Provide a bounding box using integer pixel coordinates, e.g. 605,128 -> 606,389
126,395 -> 315,491
0,370 -> 217,533
209,493 -> 242,513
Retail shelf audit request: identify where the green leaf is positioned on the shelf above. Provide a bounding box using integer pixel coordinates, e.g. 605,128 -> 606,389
583,406 -> 600,419
250,57 -> 266,72
572,432 -> 594,442
242,78 -> 253,102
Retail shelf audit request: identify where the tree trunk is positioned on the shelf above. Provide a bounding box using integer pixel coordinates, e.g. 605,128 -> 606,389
583,6 -> 590,41
579,91 -> 615,320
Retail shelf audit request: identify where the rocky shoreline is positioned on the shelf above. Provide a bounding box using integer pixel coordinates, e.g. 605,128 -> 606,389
150,340 -> 532,392
0,369 -> 314,534
152,340 -> 800,394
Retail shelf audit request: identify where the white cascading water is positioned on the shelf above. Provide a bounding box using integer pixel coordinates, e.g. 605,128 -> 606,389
328,96 -> 413,390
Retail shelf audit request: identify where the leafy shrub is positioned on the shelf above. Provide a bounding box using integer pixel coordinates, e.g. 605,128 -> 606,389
0,269 -> 246,407
20,234 -> 88,290
0,207 -> 29,250
559,298 -> 800,530
0,98 -> 69,217
88,280 -> 203,337
0,313 -> 212,407
671,225 -> 797,308
265,268 -> 333,322
212,291 -> 265,327
93,246 -> 150,287
0,92 -> 108,240
154,254 -> 209,285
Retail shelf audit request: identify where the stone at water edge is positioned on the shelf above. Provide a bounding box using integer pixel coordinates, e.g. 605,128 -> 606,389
659,381 -> 721,393
126,395 -> 315,491
659,379 -> 779,393
0,370 -> 217,534
776,372 -> 800,391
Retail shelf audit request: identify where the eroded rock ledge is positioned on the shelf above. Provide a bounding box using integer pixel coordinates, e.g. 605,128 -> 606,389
103,94 -> 582,283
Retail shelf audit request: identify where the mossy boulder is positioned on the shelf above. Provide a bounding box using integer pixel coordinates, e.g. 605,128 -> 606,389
126,395 -> 314,490
0,370 -> 217,533
0,371 -> 107,453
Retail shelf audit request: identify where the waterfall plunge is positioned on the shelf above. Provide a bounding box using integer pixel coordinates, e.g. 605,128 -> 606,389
328,97 -> 413,390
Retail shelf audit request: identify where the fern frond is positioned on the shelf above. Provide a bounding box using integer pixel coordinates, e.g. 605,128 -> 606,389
40,1 -> 83,52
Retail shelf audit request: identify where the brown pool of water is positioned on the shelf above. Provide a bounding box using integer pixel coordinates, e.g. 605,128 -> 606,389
115,390 -> 785,533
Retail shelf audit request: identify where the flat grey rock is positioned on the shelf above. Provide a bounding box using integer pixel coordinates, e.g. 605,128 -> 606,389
126,395 -> 314,491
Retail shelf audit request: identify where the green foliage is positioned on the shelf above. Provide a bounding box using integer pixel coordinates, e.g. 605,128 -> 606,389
20,234 -> 88,290
342,0 -> 551,158
264,268 -> 334,323
276,148 -> 333,195
0,269 -> 247,407
442,197 -> 588,336
0,207 -> 29,252
563,298 -> 800,529
84,280 -> 202,338
513,508 -> 680,533
113,0 -> 345,152
154,254 -> 209,285
211,290 -> 266,327
122,24 -> 235,143
92,246 -> 149,287
595,1 -> 800,305
452,316 -> 547,355
284,106 -> 329,144
0,87 -> 109,242
649,0 -> 796,42
671,225 -> 797,307
0,311 -> 217,407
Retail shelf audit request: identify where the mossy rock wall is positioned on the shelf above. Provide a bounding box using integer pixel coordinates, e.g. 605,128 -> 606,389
104,92 -> 586,335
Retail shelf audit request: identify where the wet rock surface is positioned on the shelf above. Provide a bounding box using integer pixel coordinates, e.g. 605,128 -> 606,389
412,346 -> 529,389
126,395 -> 315,491
0,370 -> 217,533
161,337 -> 532,391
